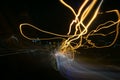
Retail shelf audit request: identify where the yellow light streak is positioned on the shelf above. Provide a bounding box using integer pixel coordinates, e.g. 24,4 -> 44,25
19,23 -> 69,40
19,0 -> 120,58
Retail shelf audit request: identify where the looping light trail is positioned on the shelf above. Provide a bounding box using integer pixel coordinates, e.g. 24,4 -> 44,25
19,0 -> 120,59
19,23 -> 69,40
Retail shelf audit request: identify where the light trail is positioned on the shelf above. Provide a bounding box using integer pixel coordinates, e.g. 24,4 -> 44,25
59,0 -> 120,55
19,1 -> 120,79
19,23 -> 69,40
19,0 -> 120,58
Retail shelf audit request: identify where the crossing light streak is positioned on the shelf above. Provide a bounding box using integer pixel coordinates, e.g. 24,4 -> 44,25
19,0 -> 120,58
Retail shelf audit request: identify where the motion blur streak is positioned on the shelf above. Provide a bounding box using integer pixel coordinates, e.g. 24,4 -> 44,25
19,0 -> 120,79
55,52 -> 120,80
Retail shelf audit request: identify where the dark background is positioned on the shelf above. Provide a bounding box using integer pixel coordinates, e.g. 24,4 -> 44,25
0,0 -> 120,37
0,0 -> 120,80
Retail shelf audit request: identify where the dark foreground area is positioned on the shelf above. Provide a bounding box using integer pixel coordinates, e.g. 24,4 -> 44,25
0,49 -> 67,80
0,47 -> 120,80
0,38 -> 120,80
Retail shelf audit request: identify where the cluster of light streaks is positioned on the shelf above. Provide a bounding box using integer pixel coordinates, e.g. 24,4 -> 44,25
19,0 -> 120,58
59,0 -> 120,55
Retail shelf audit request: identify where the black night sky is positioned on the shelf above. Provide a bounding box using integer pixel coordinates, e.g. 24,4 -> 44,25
0,0 -> 120,80
0,0 -> 120,37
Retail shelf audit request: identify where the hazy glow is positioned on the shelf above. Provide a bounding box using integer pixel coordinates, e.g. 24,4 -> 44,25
55,51 -> 120,80
19,0 -> 120,58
